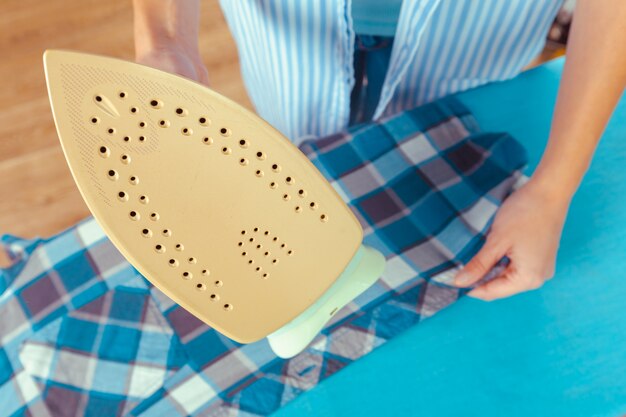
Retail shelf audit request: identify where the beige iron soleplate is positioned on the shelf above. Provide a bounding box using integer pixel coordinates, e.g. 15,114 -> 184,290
44,49 -> 362,343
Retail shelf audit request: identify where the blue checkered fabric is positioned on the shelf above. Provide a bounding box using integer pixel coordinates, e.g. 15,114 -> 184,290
0,96 -> 526,416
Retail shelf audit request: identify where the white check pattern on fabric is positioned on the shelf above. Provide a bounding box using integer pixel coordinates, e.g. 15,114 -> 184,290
169,374 -> 217,415
219,0 -> 562,144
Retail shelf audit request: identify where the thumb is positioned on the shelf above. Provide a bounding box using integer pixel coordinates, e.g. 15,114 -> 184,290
455,235 -> 507,287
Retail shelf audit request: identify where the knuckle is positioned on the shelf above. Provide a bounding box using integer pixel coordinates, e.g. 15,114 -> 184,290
525,273 -> 540,284
516,271 -> 543,290
512,272 -> 541,291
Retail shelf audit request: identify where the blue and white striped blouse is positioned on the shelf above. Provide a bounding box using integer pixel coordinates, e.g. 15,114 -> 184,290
219,0 -> 562,145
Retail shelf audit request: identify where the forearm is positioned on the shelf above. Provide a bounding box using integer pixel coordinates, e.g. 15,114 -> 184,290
133,0 -> 202,57
532,0 -> 626,202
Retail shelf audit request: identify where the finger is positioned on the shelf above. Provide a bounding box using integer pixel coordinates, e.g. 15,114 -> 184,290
454,235 -> 507,287
467,269 -> 537,301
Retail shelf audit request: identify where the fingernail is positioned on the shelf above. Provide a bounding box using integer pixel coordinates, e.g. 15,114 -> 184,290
455,272 -> 471,286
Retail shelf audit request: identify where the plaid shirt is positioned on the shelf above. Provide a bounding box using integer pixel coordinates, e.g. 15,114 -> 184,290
0,96 -> 526,417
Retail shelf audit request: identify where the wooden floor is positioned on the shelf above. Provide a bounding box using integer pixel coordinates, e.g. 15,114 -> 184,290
0,0 -> 250,266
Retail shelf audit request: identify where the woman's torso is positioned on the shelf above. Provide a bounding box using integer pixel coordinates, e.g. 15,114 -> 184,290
219,0 -> 562,144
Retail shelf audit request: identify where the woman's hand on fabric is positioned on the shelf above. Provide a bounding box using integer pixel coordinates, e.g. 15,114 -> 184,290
453,178 -> 570,301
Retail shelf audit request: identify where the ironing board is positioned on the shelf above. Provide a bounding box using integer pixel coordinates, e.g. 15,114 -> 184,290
274,58 -> 626,417
0,57 -> 526,415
